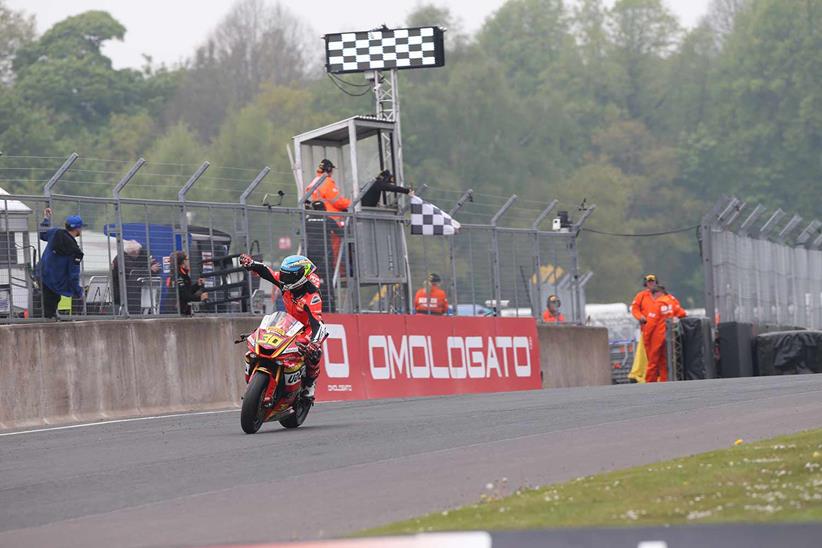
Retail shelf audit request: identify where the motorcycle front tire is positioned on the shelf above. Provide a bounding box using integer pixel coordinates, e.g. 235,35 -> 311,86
241,371 -> 269,434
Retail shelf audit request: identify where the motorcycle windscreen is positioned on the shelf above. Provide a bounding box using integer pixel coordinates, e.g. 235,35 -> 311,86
258,312 -> 304,338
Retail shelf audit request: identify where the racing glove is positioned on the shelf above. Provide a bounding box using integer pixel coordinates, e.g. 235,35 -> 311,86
297,340 -> 322,365
239,253 -> 253,269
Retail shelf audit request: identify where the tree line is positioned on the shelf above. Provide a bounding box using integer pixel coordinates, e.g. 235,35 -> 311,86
0,0 -> 819,305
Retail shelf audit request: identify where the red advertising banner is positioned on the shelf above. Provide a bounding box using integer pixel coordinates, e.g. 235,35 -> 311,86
315,314 -> 541,402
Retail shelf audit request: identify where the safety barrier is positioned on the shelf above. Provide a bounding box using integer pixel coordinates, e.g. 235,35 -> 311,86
701,196 -> 822,329
0,316 -> 618,430
0,317 -> 255,429
316,314 -> 540,401
536,325 -> 611,388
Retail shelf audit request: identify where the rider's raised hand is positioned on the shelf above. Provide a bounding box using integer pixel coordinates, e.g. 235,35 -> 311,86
239,253 -> 253,268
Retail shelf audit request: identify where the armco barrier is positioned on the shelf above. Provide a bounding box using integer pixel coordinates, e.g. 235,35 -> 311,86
0,315 -> 541,429
537,325 -> 610,388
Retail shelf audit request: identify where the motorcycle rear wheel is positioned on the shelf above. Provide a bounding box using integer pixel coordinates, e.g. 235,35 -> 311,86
241,372 -> 269,434
280,398 -> 311,429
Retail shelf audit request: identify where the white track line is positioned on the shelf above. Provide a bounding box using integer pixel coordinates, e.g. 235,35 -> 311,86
0,409 -> 237,437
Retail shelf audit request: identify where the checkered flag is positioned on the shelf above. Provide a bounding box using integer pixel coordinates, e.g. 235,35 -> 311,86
410,196 -> 460,236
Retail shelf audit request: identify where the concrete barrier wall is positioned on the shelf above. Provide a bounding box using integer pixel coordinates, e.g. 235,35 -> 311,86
0,317 -> 258,430
1,318 -> 610,430
537,325 -> 611,388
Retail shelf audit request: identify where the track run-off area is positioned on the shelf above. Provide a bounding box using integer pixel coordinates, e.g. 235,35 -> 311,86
2,375 -> 822,548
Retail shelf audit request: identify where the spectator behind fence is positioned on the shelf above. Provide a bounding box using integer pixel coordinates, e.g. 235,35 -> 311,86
360,170 -> 413,208
414,273 -> 449,315
112,240 -> 160,314
542,294 -> 566,323
168,251 -> 208,316
305,200 -> 343,311
38,208 -> 85,318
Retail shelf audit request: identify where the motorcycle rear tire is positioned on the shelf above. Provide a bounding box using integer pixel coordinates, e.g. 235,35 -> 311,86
280,398 -> 311,429
241,372 -> 269,434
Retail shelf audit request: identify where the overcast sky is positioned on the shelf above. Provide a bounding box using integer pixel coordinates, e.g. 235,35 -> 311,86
8,0 -> 711,70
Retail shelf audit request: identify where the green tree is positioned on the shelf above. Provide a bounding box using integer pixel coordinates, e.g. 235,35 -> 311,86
13,11 -> 145,128
608,0 -> 681,121
0,0 -> 34,84
168,0 -> 316,141
478,0 -> 576,95
560,163 -> 645,301
129,123 -> 207,200
683,0 -> 822,218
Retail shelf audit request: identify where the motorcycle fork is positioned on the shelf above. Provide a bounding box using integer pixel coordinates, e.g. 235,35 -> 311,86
262,366 -> 286,420
263,365 -> 281,402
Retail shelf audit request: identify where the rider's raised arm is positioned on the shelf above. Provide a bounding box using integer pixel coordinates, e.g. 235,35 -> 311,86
241,254 -> 282,289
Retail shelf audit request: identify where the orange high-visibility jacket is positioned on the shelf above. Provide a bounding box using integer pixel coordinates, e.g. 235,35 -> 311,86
645,293 -> 687,382
631,288 -> 655,323
542,310 -> 566,323
647,293 -> 687,331
306,172 -> 351,213
414,285 -> 448,315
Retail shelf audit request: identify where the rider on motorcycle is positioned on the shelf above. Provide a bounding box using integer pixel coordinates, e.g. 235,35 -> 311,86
240,254 -> 327,399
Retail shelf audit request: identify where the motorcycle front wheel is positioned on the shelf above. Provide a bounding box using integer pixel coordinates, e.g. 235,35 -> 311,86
241,371 -> 269,434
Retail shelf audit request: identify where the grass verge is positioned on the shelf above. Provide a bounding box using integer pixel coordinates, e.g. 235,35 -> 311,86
362,429 -> 822,535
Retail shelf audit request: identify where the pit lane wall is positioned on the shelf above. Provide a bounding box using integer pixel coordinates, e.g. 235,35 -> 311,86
0,316 -> 605,429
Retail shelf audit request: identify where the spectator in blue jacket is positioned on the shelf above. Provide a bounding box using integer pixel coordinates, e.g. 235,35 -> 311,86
38,208 -> 85,318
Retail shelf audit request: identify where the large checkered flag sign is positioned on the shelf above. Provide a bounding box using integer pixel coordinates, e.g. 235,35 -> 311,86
410,196 -> 461,236
325,27 -> 445,74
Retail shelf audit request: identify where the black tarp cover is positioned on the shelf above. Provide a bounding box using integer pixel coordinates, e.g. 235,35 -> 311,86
679,317 -> 715,380
755,330 -> 822,375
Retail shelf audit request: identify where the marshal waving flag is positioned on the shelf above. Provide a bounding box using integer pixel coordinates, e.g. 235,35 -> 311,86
410,195 -> 461,236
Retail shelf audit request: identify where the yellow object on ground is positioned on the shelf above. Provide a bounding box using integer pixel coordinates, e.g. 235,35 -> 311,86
627,336 -> 647,383
58,295 -> 72,315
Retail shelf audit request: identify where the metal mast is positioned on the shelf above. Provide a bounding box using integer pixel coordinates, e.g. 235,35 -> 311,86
370,70 -> 405,187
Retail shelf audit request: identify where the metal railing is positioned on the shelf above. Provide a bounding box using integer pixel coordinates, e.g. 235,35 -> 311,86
1,154 -> 594,323
700,196 -> 822,329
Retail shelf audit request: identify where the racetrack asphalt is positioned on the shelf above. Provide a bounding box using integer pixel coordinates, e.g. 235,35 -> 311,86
1,375 -> 821,548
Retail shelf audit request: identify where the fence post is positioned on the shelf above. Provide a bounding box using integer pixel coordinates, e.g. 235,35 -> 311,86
570,204 -> 596,323
796,220 -> 821,248
42,153 -> 79,208
2,196 -> 13,320
776,214 -> 803,244
738,204 -> 767,237
530,199 -> 558,319
447,189 -> 473,315
112,158 -> 146,317
239,167 -> 270,311
700,197 -> 735,327
177,162 -> 210,262
490,195 -> 518,316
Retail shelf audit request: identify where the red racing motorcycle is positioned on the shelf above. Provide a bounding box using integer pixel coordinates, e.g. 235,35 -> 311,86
237,312 -> 315,434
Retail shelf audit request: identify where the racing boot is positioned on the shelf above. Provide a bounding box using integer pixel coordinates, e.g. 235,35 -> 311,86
300,379 -> 316,401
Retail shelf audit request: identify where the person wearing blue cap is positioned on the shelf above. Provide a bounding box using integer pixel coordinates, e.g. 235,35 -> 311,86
38,207 -> 85,318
